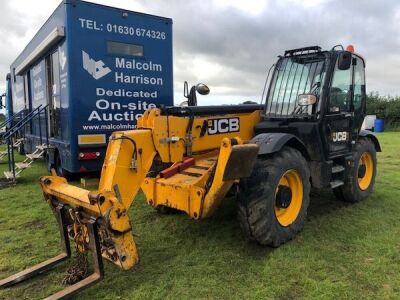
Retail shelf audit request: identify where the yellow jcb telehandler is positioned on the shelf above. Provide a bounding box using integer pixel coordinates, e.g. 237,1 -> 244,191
0,45 -> 380,299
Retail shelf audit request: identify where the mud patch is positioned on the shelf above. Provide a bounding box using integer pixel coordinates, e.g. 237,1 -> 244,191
23,219 -> 45,229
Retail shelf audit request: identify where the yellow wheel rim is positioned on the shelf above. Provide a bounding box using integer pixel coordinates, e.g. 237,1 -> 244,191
275,169 -> 303,227
358,152 -> 373,191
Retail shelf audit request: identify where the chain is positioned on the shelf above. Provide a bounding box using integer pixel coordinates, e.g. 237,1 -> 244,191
62,209 -> 90,285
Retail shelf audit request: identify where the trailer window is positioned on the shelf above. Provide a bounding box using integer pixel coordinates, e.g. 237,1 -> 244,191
107,41 -> 143,57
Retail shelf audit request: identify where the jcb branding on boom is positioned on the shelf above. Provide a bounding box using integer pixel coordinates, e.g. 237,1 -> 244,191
207,118 -> 240,135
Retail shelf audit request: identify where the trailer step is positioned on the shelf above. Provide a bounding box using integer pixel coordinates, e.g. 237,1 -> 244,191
15,162 -> 31,170
36,144 -> 50,151
0,151 -> 7,161
12,138 -> 24,148
332,165 -> 345,174
26,153 -> 44,160
4,171 -> 20,180
3,146 -> 46,180
330,180 -> 344,189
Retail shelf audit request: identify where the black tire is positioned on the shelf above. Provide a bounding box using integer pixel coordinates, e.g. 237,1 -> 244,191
333,138 -> 377,202
237,147 -> 311,247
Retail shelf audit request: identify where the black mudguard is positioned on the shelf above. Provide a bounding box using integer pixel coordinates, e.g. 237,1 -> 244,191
250,133 -> 309,158
359,130 -> 382,152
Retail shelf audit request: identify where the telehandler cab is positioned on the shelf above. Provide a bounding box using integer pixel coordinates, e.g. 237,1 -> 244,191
1,45 -> 380,299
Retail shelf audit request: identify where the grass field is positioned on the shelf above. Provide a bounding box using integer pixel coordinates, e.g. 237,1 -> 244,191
0,132 -> 399,299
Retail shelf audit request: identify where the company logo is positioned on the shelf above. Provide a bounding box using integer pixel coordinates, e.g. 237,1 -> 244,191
82,50 -> 111,80
331,131 -> 349,142
207,118 -> 240,135
59,48 -> 67,70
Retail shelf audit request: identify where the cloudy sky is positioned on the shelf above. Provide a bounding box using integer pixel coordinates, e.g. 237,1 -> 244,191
1,0 -> 400,106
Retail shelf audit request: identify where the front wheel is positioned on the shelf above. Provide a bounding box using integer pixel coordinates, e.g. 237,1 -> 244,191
333,138 -> 377,202
237,147 -> 310,247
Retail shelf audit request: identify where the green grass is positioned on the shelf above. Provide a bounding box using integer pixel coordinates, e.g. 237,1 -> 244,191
1,132 -> 400,299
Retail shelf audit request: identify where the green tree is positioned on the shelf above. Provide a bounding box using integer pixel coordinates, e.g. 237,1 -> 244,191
366,93 -> 400,130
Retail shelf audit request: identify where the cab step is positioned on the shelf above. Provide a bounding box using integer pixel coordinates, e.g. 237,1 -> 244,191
330,180 -> 344,189
332,165 -> 345,174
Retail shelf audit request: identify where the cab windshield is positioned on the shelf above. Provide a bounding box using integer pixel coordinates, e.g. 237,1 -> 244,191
265,53 -> 327,117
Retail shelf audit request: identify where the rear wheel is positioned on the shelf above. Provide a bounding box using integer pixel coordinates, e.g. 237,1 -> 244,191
237,147 -> 310,247
333,138 -> 377,202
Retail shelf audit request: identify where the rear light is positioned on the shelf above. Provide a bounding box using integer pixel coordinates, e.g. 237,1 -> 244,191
78,152 -> 101,160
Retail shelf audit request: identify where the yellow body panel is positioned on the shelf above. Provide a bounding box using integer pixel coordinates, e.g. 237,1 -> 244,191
41,107 -> 262,270
200,138 -> 238,218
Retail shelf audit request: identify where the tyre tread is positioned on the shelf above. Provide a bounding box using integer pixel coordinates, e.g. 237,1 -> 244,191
238,147 -> 310,246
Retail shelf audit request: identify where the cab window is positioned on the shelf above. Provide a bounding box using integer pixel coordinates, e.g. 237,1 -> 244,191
353,56 -> 365,112
329,59 -> 352,113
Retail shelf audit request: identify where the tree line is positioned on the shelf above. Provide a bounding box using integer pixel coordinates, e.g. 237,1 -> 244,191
366,93 -> 400,130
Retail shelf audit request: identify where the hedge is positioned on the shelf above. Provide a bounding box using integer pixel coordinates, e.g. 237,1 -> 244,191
366,93 -> 400,130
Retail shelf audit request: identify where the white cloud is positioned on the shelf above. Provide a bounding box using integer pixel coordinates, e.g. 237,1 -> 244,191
1,0 -> 400,105
213,0 -> 267,16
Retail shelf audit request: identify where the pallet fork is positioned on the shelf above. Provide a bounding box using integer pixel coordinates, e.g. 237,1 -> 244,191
0,202 -> 104,299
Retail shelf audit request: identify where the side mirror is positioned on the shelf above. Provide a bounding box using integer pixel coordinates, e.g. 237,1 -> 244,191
338,52 -> 352,70
298,94 -> 317,106
196,83 -> 210,95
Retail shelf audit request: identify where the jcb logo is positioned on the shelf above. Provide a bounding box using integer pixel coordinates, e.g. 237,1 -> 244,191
207,118 -> 240,135
332,131 -> 349,142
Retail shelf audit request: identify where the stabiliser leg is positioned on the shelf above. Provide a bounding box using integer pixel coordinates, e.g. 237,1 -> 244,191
0,203 -> 105,300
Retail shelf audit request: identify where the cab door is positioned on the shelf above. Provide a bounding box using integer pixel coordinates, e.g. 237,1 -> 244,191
324,54 -> 354,157
351,56 -> 366,131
